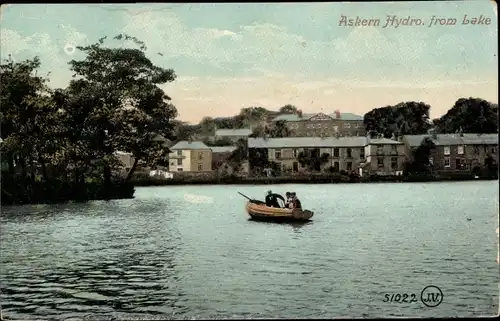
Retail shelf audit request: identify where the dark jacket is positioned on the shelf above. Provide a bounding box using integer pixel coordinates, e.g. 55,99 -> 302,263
293,198 -> 302,209
265,193 -> 285,207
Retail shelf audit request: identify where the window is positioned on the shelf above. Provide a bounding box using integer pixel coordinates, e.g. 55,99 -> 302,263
333,162 -> 339,171
343,123 -> 351,128
198,152 -> 203,160
443,146 -> 450,155
391,145 -> 397,152
268,149 -> 275,159
177,158 -> 182,166
377,157 -> 384,168
457,145 -> 464,155
346,148 -> 352,158
346,162 -> 352,171
455,158 -> 463,170
170,162 -> 175,167
360,148 -> 365,159
293,149 -> 298,158
198,163 -> 203,171
473,146 -> 479,154
275,149 -> 282,159
333,148 -> 340,158
177,168 -> 183,172
391,157 -> 398,170
177,150 -> 182,157
377,145 -> 383,153
444,157 -> 450,167
492,147 -> 497,154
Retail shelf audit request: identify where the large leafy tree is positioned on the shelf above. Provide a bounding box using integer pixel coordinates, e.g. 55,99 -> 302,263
67,34 -> 178,183
404,137 -> 436,175
432,98 -> 498,134
364,101 -> 432,138
0,56 -> 61,181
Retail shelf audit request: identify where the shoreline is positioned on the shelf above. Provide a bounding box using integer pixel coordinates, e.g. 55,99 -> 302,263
132,173 -> 498,186
2,173 -> 497,206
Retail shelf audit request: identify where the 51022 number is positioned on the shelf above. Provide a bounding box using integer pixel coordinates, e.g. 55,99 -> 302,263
383,293 -> 418,303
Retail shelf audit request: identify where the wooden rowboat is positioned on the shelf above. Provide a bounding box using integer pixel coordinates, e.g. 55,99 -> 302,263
245,200 -> 314,222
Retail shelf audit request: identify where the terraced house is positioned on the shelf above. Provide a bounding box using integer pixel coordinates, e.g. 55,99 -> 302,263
269,110 -> 365,137
168,141 -> 212,172
402,133 -> 498,172
247,136 -> 404,175
361,138 -> 406,176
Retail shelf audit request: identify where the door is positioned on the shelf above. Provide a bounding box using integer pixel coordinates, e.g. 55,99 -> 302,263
293,161 -> 299,173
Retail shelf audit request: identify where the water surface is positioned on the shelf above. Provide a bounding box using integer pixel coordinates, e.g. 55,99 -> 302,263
1,181 -> 498,319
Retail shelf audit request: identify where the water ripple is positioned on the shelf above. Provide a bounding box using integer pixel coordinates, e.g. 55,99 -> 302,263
1,182 -> 498,319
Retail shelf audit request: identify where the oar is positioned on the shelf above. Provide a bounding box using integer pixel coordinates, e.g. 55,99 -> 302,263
237,191 -> 253,201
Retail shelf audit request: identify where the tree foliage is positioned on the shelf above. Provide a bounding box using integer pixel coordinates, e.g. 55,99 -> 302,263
250,120 -> 293,138
1,34 -> 178,204
403,137 -> 436,175
432,98 -> 498,134
364,101 -> 432,138
297,149 -> 330,171
279,104 -> 298,114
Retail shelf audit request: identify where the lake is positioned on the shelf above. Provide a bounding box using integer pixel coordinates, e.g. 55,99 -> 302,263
1,181 -> 499,319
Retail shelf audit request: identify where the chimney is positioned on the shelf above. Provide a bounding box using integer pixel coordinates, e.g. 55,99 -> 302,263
334,110 -> 341,119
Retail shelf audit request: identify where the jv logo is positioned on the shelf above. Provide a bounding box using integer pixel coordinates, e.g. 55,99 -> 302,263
420,285 -> 443,307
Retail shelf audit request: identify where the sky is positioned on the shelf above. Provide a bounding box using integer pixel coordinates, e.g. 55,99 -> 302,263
1,2 -> 498,124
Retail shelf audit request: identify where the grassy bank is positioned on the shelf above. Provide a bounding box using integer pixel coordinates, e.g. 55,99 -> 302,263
131,171 -> 498,186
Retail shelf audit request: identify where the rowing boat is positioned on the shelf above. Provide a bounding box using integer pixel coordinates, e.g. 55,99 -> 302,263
245,200 -> 314,222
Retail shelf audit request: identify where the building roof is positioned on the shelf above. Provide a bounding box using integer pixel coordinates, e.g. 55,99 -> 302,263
368,138 -> 403,145
210,146 -> 237,153
215,128 -> 252,137
170,140 -> 210,150
271,112 -> 364,122
403,133 -> 498,147
248,137 -> 369,148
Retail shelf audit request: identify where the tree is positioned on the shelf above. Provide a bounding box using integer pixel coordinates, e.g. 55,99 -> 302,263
433,98 -> 498,134
228,138 -> 249,170
297,149 -> 330,171
268,120 -> 293,138
279,104 -> 298,114
364,101 -> 432,138
67,34 -> 178,185
0,56 -> 51,179
404,137 -> 436,175
171,120 -> 200,141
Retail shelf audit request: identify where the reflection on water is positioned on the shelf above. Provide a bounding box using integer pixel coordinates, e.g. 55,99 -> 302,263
1,181 -> 499,319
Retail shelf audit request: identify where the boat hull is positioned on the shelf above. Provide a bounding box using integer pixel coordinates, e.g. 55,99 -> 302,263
245,201 -> 314,221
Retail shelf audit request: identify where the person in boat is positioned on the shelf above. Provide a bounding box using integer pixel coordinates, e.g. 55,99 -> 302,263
285,192 -> 293,209
265,190 -> 285,208
290,192 -> 302,210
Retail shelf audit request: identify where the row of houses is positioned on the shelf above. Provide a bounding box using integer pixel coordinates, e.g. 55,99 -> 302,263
160,133 -> 497,176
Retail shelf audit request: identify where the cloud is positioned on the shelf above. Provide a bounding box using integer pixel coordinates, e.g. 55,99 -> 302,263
119,9 -> 442,79
0,25 -> 89,87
